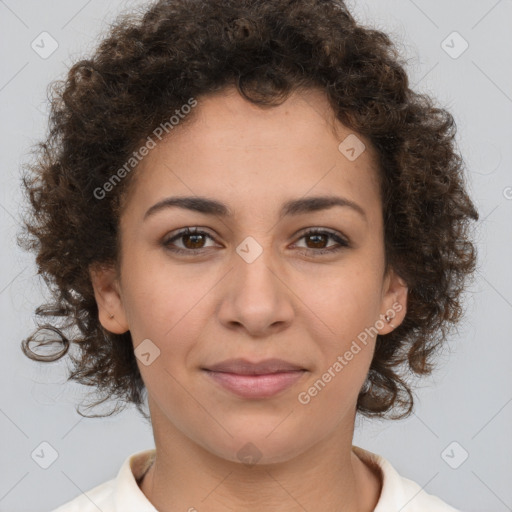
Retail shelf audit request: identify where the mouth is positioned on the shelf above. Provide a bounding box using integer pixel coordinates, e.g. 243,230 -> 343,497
203,357 -> 306,375
201,358 -> 307,399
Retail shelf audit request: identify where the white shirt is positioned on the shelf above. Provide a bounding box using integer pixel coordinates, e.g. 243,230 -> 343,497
50,445 -> 461,511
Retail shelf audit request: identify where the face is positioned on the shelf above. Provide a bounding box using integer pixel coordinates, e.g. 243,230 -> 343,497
90,86 -> 407,465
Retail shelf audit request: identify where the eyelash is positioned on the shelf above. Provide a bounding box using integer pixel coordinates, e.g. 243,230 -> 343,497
162,227 -> 350,256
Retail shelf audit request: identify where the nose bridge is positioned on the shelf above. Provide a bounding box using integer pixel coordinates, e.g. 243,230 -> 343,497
217,232 -> 294,333
234,232 -> 281,295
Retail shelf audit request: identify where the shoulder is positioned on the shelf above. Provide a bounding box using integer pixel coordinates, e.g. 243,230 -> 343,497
396,474 -> 462,511
49,449 -> 157,512
352,445 -> 462,512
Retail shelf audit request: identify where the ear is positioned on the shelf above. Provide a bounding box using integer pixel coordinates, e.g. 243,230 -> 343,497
89,263 -> 129,334
378,266 -> 408,335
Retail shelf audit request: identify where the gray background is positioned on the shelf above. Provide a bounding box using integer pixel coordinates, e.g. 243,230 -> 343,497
1,1 -> 511,511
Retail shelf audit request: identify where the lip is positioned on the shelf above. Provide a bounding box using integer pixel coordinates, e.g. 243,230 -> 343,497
203,369 -> 306,399
202,358 -> 307,399
203,357 -> 306,375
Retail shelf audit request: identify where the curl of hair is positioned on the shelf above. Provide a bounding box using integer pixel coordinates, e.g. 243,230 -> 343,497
18,0 -> 479,420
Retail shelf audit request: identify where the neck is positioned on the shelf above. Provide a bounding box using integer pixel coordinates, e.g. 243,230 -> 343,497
139,415 -> 381,512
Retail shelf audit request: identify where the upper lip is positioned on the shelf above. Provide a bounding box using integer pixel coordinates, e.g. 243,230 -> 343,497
203,358 -> 305,375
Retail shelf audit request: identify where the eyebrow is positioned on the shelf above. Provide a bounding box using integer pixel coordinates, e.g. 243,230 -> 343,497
143,195 -> 367,222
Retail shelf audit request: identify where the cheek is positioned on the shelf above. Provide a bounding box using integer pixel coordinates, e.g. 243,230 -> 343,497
122,269 -> 211,379
293,260 -> 383,405
299,261 -> 384,337
119,252 -> 190,338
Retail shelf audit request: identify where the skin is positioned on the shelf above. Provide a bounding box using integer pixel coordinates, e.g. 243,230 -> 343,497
90,85 -> 408,511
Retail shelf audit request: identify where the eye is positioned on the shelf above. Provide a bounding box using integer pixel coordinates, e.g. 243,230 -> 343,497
162,227 -> 218,254
162,227 -> 350,256
293,228 -> 350,255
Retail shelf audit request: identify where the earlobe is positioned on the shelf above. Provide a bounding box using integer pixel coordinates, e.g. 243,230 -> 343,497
88,263 -> 129,334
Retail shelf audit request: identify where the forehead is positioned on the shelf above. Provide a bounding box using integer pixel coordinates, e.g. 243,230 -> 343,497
123,86 -> 382,224
171,86 -> 368,155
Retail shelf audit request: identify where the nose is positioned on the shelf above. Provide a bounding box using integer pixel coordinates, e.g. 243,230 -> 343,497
216,240 -> 295,338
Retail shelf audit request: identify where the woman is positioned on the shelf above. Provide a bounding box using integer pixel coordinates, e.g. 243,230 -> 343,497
19,0 -> 478,510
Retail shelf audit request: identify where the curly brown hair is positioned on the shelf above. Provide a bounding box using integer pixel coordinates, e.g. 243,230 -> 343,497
18,0 -> 479,420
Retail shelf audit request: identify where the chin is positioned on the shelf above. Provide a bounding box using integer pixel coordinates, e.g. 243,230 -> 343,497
195,423 -> 318,467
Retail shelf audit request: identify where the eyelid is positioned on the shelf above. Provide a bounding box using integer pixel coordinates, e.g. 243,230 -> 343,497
293,226 -> 348,242
162,226 -> 350,254
292,228 -> 350,254
162,227 -> 218,248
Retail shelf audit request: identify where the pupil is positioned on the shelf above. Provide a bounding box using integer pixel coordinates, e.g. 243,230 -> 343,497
308,234 -> 326,248
185,234 -> 204,248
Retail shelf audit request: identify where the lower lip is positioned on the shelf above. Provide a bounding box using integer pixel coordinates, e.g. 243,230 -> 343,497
203,370 -> 306,399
